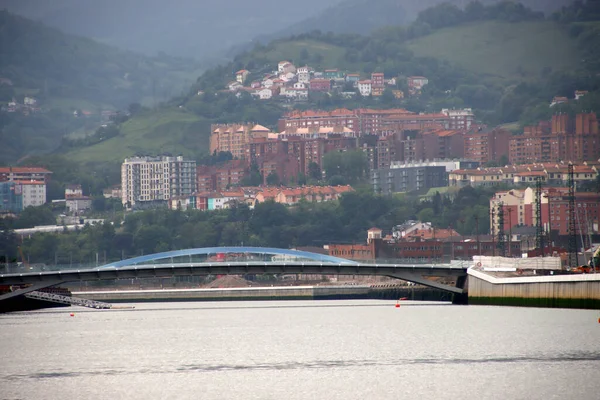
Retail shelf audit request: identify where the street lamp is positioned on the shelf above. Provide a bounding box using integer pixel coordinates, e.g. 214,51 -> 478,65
543,193 -> 552,250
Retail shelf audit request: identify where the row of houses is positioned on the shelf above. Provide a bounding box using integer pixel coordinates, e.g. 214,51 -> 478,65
226,61 -> 429,101
168,185 -> 354,211
490,186 -> 600,236
449,162 -> 599,188
0,167 -> 51,214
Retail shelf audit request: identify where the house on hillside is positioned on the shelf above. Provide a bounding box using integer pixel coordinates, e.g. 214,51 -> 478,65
358,80 -> 372,96
575,90 -> 588,100
236,69 -> 250,84
309,79 -> 331,92
297,66 -> 311,84
407,76 -> 428,95
550,96 -> 568,107
227,81 -> 243,91
324,69 -> 345,80
278,61 -> 296,74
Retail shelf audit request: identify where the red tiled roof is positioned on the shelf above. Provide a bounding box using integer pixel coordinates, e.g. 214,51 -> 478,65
0,167 -> 52,174
14,180 -> 45,185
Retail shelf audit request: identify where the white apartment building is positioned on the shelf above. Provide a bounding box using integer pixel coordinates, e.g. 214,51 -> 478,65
358,80 -> 372,96
18,181 -> 47,208
441,108 -> 475,130
121,156 -> 196,208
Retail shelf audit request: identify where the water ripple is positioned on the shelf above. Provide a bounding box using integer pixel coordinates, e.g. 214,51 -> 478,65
3,352 -> 599,381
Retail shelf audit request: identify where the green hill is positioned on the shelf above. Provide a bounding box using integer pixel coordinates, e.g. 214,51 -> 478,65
0,10 -> 201,110
406,20 -> 580,81
257,0 -> 573,43
47,2 -> 600,181
67,109 -> 209,164
0,10 -> 203,164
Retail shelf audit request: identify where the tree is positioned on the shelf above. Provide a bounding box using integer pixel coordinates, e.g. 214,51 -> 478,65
308,162 -> 322,181
266,171 -> 280,186
13,206 -> 56,229
380,88 -> 396,105
241,162 -> 263,186
128,103 -> 142,115
323,150 -> 367,184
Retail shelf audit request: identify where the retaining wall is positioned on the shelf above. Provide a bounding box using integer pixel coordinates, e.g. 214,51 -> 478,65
468,268 -> 600,309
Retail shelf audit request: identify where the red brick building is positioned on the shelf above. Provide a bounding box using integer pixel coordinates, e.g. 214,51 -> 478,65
464,128 -> 511,164
509,113 -> 600,164
278,108 -> 416,136
491,187 -> 600,236
309,79 -> 331,92
0,167 -> 52,183
196,160 -> 246,193
328,235 -> 520,262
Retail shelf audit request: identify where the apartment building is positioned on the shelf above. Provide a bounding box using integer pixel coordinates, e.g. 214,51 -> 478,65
210,123 -> 271,159
0,167 -> 52,183
121,156 -> 196,208
449,163 -> 599,188
509,113 -> 600,164
371,164 -> 447,194
464,128 -> 511,164
490,187 -> 600,236
441,108 -> 475,130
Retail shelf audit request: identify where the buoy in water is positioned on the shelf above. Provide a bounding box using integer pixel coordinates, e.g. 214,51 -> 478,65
395,303 -> 400,308
70,313 -> 75,317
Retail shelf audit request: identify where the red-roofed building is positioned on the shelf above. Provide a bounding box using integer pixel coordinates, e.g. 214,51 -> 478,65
236,69 -> 250,84
0,167 -> 52,183
464,128 -> 511,164
196,160 -> 247,193
309,79 -> 331,92
491,187 -> 600,236
510,113 -> 600,164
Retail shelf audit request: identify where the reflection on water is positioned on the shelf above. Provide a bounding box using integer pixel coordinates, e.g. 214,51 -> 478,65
1,300 -> 599,400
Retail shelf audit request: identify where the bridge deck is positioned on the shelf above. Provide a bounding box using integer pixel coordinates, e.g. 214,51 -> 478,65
0,261 -> 469,294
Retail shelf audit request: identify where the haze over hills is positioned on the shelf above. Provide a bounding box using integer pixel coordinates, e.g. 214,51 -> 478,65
0,10 -> 202,163
0,0 -> 344,62
67,6 -> 598,167
253,0 -> 575,44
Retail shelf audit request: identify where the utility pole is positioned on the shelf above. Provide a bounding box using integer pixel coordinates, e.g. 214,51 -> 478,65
491,206 -> 496,257
475,215 -> 481,257
508,207 -> 513,257
497,202 -> 505,257
544,193 -> 552,251
535,177 -> 544,257
567,163 -> 578,267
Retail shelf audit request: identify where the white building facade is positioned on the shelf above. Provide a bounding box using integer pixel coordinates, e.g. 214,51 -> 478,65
121,156 -> 196,209
18,181 -> 46,208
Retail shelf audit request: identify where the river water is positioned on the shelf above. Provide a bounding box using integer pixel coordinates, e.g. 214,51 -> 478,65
1,300 -> 599,399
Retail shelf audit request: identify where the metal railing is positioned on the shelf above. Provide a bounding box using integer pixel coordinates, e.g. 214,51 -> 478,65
24,290 -> 112,309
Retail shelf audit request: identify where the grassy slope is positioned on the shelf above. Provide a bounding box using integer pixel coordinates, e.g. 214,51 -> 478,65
68,109 -> 209,164
67,21 -> 581,165
406,20 -> 580,81
245,40 -> 347,69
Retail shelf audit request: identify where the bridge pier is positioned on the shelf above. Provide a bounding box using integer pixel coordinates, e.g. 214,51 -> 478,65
452,275 -> 469,305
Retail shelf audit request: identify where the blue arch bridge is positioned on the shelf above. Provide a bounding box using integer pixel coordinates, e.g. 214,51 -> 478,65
0,247 -> 470,304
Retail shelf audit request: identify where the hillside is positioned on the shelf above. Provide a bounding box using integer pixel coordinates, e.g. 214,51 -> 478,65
40,2 -> 600,182
67,109 -> 209,164
256,0 -> 574,43
406,20 -> 580,81
0,0 -> 342,62
0,10 -> 204,164
0,10 -> 201,109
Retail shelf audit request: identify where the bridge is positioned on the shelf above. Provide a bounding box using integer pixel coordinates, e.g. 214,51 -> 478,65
0,247 -> 470,303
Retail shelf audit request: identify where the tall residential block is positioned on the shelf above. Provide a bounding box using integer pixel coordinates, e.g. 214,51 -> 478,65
121,156 -> 196,209
210,123 -> 272,160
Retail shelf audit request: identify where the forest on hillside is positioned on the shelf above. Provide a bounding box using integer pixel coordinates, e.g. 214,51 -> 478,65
192,1 -> 600,127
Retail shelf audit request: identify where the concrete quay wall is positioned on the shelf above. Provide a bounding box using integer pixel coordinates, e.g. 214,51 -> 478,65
468,269 -> 600,309
73,285 -> 371,302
